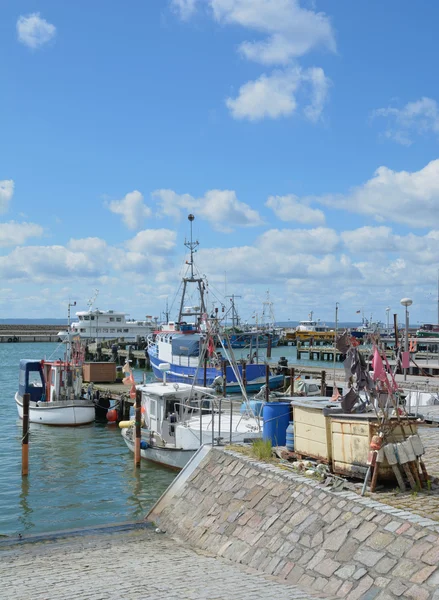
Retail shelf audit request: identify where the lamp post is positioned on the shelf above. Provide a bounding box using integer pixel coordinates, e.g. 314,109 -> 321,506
385,307 -> 390,333
333,302 -> 339,387
400,298 -> 413,381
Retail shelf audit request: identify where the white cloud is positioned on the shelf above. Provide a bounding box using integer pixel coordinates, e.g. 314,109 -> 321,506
226,66 -> 330,121
266,194 -> 325,224
372,97 -> 439,145
171,0 -> 198,19
17,13 -> 56,49
126,229 -> 177,254
258,228 -> 338,254
153,188 -> 263,231
0,180 -> 14,213
0,221 -> 43,247
317,159 -> 439,228
107,190 -> 152,230
211,0 -> 335,65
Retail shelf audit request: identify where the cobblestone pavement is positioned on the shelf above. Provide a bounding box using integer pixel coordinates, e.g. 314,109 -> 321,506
0,527 -> 333,600
368,425 -> 439,520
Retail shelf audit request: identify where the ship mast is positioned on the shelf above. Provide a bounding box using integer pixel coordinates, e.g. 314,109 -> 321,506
177,214 -> 207,324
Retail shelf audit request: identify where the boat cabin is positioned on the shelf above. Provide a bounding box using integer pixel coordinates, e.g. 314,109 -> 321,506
139,382 -> 212,447
18,360 -> 45,403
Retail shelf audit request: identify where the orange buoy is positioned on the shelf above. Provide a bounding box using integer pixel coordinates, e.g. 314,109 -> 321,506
106,409 -> 118,423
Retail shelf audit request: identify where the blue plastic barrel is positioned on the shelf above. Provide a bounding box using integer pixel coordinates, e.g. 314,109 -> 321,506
262,402 -> 291,447
240,400 -> 264,417
286,421 -> 294,451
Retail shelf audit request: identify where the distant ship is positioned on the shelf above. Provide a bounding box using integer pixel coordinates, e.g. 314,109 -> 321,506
58,309 -> 156,342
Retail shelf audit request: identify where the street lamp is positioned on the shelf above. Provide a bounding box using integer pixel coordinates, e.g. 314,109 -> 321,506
400,298 -> 413,381
385,307 -> 390,333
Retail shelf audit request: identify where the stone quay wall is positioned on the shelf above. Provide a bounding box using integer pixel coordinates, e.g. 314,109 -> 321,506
149,448 -> 439,600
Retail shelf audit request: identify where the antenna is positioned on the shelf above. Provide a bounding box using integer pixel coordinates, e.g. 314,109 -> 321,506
184,214 -> 198,280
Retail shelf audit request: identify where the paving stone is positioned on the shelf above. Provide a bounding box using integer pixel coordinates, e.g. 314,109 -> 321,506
374,556 -> 397,575
374,577 -> 390,588
336,581 -> 354,598
422,544 -> 439,565
322,526 -> 349,551
404,585 -> 430,600
365,531 -> 395,550
388,579 -> 408,596
352,521 -> 377,542
352,567 -> 367,580
385,536 -> 414,558
334,565 -> 356,580
353,547 -> 385,567
410,565 -> 437,584
314,558 -> 341,577
348,574 -> 374,600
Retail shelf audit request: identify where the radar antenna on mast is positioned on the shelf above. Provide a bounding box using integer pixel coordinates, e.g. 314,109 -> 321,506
184,214 -> 199,280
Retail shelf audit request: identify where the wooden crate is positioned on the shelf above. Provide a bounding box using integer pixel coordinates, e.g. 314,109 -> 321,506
331,415 -> 418,480
292,398 -> 336,462
82,362 -> 116,383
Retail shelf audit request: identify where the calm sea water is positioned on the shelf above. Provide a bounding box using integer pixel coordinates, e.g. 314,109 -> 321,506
0,342 -> 175,538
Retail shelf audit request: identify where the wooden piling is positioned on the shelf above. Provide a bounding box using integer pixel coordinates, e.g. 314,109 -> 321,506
242,361 -> 247,391
134,389 -> 141,468
22,392 -> 30,476
266,334 -> 272,359
290,368 -> 295,396
265,364 -> 270,403
321,370 -> 326,396
222,360 -> 227,397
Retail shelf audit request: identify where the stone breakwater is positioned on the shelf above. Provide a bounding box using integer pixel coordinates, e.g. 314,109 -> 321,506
149,447 -> 439,600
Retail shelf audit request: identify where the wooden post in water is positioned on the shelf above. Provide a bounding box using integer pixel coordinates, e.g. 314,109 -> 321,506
134,389 -> 141,468
266,334 -> 272,359
222,360 -> 227,397
321,370 -> 326,396
265,363 -> 270,403
22,392 -> 30,476
290,368 -> 295,396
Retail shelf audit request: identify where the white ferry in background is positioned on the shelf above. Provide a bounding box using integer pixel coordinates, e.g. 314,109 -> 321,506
58,309 -> 156,342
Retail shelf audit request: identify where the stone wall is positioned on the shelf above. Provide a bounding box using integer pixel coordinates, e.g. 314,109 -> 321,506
149,448 -> 439,600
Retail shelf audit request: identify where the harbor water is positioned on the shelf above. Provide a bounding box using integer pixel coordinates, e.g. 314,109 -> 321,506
0,342 -> 175,538
0,341 -> 340,539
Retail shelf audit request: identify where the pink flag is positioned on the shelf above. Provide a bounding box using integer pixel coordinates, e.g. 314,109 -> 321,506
372,347 -> 386,382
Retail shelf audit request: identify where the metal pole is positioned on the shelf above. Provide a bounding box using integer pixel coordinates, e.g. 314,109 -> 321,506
199,397 -> 203,447
211,399 -> 215,447
229,400 -> 233,445
393,313 -> 399,349
222,360 -> 227,397
333,302 -> 339,384
404,306 -> 409,382
218,398 -> 222,442
321,370 -> 326,396
203,354 -> 207,387
242,361 -> 247,391
22,392 -> 30,476
134,389 -> 141,467
266,333 -> 272,359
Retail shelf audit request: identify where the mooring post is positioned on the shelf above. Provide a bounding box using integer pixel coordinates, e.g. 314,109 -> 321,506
22,392 -> 30,476
134,389 -> 141,468
290,368 -> 295,396
266,334 -> 272,359
222,360 -> 227,397
265,363 -> 270,403
321,370 -> 326,396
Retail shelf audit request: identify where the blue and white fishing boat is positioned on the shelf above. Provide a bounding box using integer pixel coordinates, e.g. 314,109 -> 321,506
147,215 -> 279,389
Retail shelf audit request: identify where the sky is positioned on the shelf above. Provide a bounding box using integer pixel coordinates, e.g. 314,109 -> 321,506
1,0 -> 439,326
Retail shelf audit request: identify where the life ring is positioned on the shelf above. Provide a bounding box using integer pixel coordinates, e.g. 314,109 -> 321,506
7,337 -> 13,343
13,336 -> 18,343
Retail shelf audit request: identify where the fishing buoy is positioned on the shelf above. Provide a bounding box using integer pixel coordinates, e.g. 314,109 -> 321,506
118,420 -> 134,429
106,409 -> 118,423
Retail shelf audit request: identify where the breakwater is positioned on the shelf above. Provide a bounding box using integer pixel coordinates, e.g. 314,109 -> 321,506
149,446 -> 439,599
0,324 -> 67,343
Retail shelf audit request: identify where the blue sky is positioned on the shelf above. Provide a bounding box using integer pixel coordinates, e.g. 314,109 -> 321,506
1,0 -> 439,325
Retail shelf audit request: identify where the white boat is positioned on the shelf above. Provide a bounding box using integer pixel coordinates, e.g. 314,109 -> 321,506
121,375 -> 261,470
58,309 -> 156,342
15,359 -> 95,426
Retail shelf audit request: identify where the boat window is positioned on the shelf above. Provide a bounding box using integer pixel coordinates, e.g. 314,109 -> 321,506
78,316 -> 83,321
110,318 -> 114,322
90,316 -> 95,320
150,399 -> 156,418
110,328 -> 115,332
124,329 -> 129,333
308,384 -> 319,392
103,328 -> 108,333
117,329 -> 122,333
28,371 -> 42,387
96,328 -> 101,332
116,317 -> 122,322
84,316 -> 90,321
80,328 -> 86,332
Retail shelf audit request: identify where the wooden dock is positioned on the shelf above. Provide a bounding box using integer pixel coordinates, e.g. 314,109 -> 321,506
0,324 -> 67,343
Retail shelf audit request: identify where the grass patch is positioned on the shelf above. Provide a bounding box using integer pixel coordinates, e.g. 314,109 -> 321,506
250,438 -> 273,461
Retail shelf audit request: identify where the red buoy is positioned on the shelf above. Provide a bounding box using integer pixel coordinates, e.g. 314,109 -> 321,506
106,409 -> 118,423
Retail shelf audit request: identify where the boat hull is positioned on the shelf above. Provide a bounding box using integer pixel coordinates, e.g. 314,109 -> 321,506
121,432 -> 194,470
15,393 -> 95,426
225,374 -> 284,394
